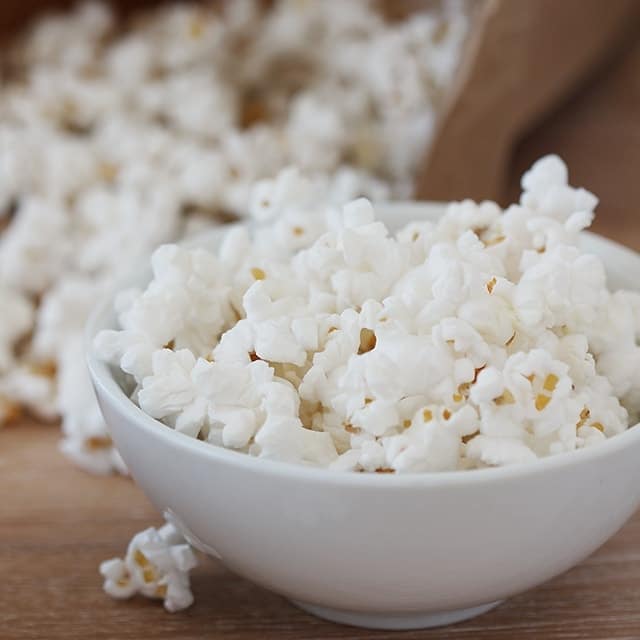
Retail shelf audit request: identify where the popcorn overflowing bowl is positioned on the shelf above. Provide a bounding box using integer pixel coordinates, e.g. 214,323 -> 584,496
87,188 -> 640,630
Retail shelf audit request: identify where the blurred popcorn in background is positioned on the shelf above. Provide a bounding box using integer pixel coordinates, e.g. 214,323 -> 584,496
0,0 -> 471,472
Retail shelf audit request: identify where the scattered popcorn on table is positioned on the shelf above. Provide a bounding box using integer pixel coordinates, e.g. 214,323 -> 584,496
0,0 -> 471,473
97,156 -> 640,472
100,520 -> 198,612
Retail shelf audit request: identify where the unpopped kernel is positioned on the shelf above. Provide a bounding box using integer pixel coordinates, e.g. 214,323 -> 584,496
0,0 -> 470,473
97,157 -> 640,472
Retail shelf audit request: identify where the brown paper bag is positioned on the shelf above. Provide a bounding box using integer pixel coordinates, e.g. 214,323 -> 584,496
416,0 -> 640,204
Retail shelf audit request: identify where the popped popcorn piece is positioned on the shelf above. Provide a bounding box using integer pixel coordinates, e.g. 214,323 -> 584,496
0,198 -> 69,295
96,244 -> 235,383
0,286 -> 34,374
98,156 -> 640,473
0,365 -> 57,422
100,520 -> 198,612
58,337 -> 128,475
466,435 -> 537,467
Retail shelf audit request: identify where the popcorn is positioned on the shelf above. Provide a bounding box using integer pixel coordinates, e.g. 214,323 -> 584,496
466,435 -> 537,467
58,338 -> 128,475
95,245 -> 234,383
0,198 -> 69,295
0,286 -> 34,373
23,1 -> 113,69
513,246 -> 606,333
0,0 -> 471,475
32,277 -> 99,361
100,519 -> 198,612
0,364 -> 57,422
98,156 -> 640,473
520,155 -> 599,223
0,287 -> 57,423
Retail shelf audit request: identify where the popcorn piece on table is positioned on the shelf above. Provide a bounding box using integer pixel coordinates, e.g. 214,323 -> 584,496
100,520 -> 198,613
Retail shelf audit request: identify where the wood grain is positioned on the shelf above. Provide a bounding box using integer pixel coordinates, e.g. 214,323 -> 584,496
2,421 -> 640,640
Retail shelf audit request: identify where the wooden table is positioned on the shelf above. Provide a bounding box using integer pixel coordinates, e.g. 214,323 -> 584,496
3,422 -> 640,640
3,27 -> 640,640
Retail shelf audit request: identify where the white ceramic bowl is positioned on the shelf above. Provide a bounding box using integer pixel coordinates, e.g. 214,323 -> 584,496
86,203 -> 640,630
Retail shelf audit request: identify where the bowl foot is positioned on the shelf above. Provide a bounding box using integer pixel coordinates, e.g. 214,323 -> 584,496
291,599 -> 503,630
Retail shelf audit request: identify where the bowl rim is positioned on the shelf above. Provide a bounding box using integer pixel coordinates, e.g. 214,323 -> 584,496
86,201 -> 640,489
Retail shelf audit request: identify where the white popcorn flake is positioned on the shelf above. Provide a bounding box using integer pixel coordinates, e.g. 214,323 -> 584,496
0,286 -> 34,374
521,155 -> 599,223
99,156 -> 640,473
0,364 -> 57,422
254,414 -> 338,466
466,435 -> 537,467
57,337 -> 128,475
100,520 -> 198,613
0,198 -> 69,295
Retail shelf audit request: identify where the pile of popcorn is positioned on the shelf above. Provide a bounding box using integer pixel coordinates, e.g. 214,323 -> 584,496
96,156 -> 640,473
0,0 -> 470,473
